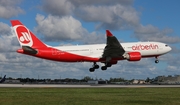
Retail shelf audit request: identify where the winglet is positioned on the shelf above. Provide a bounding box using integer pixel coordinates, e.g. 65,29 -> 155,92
106,30 -> 113,37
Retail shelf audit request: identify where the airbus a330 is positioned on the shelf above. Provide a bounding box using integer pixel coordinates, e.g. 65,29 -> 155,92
11,20 -> 171,72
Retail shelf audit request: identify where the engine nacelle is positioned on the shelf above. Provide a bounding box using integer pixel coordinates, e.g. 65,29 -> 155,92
124,52 -> 141,61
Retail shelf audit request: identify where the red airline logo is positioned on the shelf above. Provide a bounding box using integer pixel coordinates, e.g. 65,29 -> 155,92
132,44 -> 159,50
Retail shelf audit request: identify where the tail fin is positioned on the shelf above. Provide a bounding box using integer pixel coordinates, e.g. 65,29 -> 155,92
0,75 -> 6,83
11,20 -> 47,48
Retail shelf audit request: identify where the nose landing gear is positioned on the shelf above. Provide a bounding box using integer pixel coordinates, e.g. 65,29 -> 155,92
155,59 -> 159,63
155,56 -> 159,63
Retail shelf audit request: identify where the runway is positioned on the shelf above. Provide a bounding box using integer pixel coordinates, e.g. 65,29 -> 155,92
1,84 -> 180,88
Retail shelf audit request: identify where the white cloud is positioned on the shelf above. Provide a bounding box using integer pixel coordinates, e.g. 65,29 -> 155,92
42,0 -> 133,17
69,0 -> 133,6
41,0 -> 138,30
75,4 -> 139,30
0,0 -> 24,19
0,22 -> 11,36
35,14 -> 105,44
41,0 -> 180,45
134,24 -> 180,43
42,0 -> 75,16
35,14 -> 84,41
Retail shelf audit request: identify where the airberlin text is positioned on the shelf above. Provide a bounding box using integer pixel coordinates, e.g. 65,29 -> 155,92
132,44 -> 159,50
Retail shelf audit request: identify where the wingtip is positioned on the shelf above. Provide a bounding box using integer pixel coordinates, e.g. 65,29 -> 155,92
106,30 -> 113,37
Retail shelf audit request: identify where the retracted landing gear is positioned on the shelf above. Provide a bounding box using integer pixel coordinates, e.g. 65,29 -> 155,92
155,56 -> 159,63
89,62 -> 99,72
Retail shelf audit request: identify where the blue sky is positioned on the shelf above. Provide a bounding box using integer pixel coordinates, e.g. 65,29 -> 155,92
0,0 -> 180,80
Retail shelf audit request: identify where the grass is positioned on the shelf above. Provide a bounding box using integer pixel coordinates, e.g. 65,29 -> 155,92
0,87 -> 180,105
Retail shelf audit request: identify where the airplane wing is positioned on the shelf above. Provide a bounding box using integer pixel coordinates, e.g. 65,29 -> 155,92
102,30 -> 125,59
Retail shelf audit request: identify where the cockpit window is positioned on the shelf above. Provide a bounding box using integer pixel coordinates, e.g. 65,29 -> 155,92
165,45 -> 169,47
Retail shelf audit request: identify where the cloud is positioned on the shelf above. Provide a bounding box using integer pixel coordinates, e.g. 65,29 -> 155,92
41,0 -> 180,44
41,0 -> 138,30
35,14 -> 84,41
35,14 -> 105,44
134,24 -> 180,43
0,26 -> 19,52
0,22 -> 11,36
69,0 -> 133,6
42,0 -> 75,16
164,55 -> 180,74
170,46 -> 180,54
0,0 -> 24,19
42,0 -> 133,17
75,4 -> 139,30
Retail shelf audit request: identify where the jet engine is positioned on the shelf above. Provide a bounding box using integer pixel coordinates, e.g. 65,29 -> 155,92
124,52 -> 141,61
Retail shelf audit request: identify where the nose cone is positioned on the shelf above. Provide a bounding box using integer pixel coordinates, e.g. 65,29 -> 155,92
165,45 -> 172,53
168,46 -> 172,52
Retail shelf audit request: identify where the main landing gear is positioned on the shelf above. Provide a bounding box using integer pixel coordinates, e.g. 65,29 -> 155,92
101,63 -> 112,70
89,62 -> 112,72
155,56 -> 159,63
89,62 -> 99,72
101,57 -> 112,71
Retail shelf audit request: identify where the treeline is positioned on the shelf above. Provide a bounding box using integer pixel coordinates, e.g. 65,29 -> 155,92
4,76 -> 139,83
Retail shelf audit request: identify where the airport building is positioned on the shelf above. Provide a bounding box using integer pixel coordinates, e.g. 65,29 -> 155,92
88,80 -> 107,84
154,75 -> 180,84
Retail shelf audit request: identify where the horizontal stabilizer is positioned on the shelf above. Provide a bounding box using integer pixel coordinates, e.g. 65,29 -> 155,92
22,46 -> 38,55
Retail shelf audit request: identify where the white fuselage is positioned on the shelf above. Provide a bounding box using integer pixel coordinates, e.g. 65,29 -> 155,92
11,20 -> 172,71
54,42 -> 171,58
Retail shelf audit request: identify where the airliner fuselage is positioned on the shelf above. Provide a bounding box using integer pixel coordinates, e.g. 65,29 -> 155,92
11,20 -> 172,72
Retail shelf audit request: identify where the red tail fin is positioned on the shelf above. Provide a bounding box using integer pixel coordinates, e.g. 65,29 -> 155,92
11,20 -> 47,48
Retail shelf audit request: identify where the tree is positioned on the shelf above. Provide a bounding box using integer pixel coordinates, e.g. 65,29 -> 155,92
83,76 -> 93,81
145,77 -> 150,82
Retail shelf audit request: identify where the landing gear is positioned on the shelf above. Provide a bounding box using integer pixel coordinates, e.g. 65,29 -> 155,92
100,57 -> 112,71
155,59 -> 159,63
89,57 -> 112,72
89,68 -> 95,72
101,66 -> 107,70
101,63 -> 111,71
89,62 -> 99,72
155,56 -> 159,63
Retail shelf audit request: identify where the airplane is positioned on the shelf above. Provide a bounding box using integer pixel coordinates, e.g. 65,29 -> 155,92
0,75 -> 6,83
11,20 -> 172,72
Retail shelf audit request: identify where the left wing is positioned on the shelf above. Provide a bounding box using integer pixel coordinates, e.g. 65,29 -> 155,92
102,30 -> 125,59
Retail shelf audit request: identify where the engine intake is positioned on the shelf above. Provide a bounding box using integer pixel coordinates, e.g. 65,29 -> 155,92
124,52 -> 141,61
